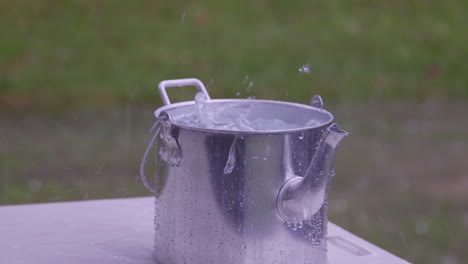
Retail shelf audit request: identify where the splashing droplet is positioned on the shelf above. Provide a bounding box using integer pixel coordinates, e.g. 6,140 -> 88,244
242,75 -> 249,85
223,138 -> 238,174
299,132 -> 305,139
299,64 -> 311,74
246,81 -> 254,92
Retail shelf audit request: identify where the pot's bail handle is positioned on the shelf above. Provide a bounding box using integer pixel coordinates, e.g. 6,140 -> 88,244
139,119 -> 162,194
158,78 -> 211,106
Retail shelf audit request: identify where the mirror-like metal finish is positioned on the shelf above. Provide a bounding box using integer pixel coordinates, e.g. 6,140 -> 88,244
141,79 -> 347,264
277,124 -> 348,223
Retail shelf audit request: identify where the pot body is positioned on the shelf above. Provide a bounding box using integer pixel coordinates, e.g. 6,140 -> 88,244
151,102 -> 334,264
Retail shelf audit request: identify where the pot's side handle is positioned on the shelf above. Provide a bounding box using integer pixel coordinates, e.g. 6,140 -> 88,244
158,78 -> 211,105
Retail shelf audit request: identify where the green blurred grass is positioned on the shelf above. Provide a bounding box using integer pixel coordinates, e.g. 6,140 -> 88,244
1,0 -> 468,111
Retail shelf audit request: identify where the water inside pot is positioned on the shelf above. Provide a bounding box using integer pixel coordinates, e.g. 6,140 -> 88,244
166,93 -> 332,132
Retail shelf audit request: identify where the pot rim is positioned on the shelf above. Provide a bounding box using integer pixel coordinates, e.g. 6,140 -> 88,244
154,99 -> 334,135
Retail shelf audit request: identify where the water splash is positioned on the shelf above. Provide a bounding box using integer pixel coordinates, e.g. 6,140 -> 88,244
195,92 -> 209,125
171,93 -> 323,131
286,219 -> 304,231
306,119 -> 320,127
223,138 -> 238,174
159,120 -> 182,166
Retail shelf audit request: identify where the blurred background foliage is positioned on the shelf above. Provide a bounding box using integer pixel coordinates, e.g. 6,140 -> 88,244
1,1 -> 467,264
1,0 -> 467,110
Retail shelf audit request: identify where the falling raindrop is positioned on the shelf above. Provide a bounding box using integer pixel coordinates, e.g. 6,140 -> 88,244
246,81 -> 254,92
299,64 -> 311,74
399,232 -> 408,248
28,179 -> 42,192
242,75 -> 249,85
2,162 -> 9,203
415,220 -> 429,235
48,196 -> 61,202
181,10 -> 187,24
207,79 -> 214,88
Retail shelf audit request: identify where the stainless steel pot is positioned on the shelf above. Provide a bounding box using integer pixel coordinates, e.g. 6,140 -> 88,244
140,78 -> 348,264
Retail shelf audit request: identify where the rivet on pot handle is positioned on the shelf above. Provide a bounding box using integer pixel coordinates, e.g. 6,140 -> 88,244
158,78 -> 211,105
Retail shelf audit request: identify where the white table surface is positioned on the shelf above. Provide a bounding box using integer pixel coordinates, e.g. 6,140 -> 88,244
0,197 -> 410,264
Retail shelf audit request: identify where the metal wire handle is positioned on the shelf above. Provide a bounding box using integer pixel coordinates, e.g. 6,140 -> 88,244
158,78 -> 211,105
139,121 -> 161,194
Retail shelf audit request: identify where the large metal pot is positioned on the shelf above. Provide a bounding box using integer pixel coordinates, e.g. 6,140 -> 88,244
140,78 -> 348,264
